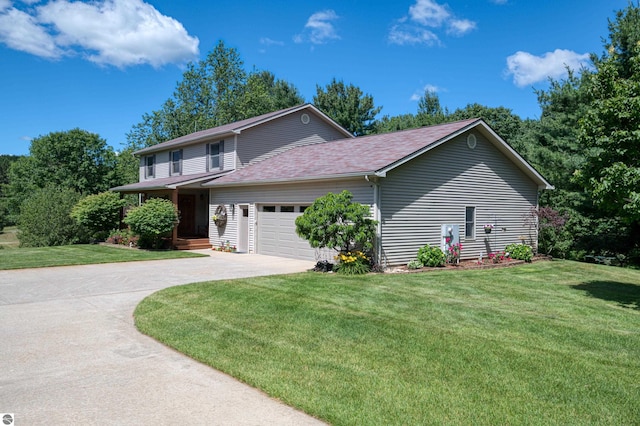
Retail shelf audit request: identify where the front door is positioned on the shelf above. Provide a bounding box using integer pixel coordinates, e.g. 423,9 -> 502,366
178,194 -> 196,236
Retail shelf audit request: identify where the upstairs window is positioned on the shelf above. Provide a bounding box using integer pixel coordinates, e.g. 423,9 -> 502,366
465,206 -> 475,239
208,141 -> 223,170
145,155 -> 155,178
170,150 -> 182,176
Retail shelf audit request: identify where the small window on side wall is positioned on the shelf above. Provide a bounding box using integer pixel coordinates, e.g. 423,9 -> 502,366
465,206 -> 475,239
464,207 -> 476,238
145,155 -> 155,178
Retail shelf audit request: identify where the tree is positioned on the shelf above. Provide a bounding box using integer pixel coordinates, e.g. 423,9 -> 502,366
576,44 -> 640,224
4,129 -> 118,220
18,186 -> 89,247
124,198 -> 179,249
295,190 -> 377,254
126,41 -> 304,149
575,2 -> 640,226
416,90 -> 447,126
448,103 -> 522,143
313,78 -> 382,136
71,191 -> 126,240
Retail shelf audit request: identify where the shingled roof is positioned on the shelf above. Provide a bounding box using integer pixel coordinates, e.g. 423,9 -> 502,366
204,118 -> 553,190
134,103 -> 352,156
111,170 -> 231,192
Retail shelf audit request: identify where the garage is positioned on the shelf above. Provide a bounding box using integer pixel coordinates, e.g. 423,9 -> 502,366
256,205 -> 318,260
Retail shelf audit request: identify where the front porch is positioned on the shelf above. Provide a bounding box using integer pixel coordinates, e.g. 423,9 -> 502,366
174,237 -> 212,250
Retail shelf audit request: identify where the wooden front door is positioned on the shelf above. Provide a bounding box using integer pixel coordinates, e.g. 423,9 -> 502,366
178,194 -> 196,236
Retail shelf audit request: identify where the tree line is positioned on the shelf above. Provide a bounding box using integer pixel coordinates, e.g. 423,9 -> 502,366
1,3 -> 638,264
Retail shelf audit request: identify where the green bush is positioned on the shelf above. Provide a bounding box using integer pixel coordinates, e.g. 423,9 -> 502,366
506,243 -> 533,262
334,250 -> 371,275
407,259 -> 423,270
295,190 -> 377,254
71,191 -> 126,240
18,186 -> 90,247
417,244 -> 445,267
124,198 -> 178,249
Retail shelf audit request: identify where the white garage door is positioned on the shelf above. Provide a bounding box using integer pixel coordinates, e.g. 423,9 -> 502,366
257,205 -> 317,260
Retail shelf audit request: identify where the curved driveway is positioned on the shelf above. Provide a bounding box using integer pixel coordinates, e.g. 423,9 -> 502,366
0,251 -> 325,425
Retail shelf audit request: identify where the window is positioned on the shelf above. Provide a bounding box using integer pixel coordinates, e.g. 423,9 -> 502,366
280,206 -> 294,213
299,206 -> 309,213
170,150 -> 182,175
145,155 -> 155,178
262,206 -> 276,212
465,206 -> 475,239
208,141 -> 223,170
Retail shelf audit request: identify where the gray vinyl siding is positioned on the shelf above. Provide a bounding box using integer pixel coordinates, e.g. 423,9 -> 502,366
209,179 -> 373,256
237,111 -> 347,167
182,144 -> 206,175
379,131 -> 539,266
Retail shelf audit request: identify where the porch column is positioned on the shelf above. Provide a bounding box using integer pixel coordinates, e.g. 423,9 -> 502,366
172,189 -> 178,247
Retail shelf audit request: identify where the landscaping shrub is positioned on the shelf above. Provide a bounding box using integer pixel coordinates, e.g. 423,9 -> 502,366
407,259 -> 423,270
417,244 -> 445,267
506,243 -> 533,262
295,190 -> 377,254
334,250 -> 371,275
71,191 -> 126,241
123,198 -> 178,249
106,228 -> 139,247
18,185 -> 90,247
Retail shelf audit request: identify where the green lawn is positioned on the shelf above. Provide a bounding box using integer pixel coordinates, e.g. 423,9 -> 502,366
135,260 -> 640,425
0,244 -> 206,270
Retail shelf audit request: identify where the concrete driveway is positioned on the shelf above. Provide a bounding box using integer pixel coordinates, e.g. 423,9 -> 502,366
0,251 -> 326,425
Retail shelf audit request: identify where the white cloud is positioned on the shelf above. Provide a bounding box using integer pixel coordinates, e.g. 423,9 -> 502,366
388,24 -> 439,46
260,37 -> 284,47
505,49 -> 591,87
295,9 -> 340,45
0,0 -> 199,68
0,6 -> 62,58
0,0 -> 11,11
409,0 -> 450,27
447,19 -> 476,36
389,0 -> 476,45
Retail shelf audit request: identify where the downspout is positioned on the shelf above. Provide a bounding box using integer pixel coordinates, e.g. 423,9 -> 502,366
365,175 -> 382,266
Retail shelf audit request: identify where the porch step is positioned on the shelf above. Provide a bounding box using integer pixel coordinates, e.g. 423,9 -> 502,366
175,238 -> 212,250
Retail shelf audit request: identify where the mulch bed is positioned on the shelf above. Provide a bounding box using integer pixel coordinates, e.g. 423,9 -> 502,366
387,255 -> 552,273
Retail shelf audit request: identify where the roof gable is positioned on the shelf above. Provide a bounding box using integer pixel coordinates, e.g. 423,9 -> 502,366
134,104 -> 353,156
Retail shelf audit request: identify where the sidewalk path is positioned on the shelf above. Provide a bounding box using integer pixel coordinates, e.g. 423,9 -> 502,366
0,251 -> 325,425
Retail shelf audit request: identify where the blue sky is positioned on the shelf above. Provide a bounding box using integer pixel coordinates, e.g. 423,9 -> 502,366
0,0 -> 629,156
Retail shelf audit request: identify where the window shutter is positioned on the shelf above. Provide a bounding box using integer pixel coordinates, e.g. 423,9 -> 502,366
219,140 -> 224,170
205,143 -> 210,171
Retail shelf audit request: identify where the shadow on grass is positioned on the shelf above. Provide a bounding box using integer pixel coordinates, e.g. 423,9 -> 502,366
572,281 -> 640,310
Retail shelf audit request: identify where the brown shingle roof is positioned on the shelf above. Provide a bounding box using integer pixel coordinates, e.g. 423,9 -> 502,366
133,104 -> 352,155
206,118 -> 481,186
111,170 -> 230,192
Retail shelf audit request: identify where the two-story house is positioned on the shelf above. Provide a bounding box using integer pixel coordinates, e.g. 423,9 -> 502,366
113,104 -> 552,266
111,104 -> 353,249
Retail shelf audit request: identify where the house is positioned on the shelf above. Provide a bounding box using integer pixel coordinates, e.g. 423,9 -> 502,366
113,104 -> 553,266
111,104 -> 353,249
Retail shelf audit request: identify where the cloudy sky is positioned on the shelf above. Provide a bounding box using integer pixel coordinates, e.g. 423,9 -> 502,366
0,0 -> 627,155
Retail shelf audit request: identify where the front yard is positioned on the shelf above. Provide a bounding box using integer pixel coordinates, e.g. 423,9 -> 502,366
135,260 -> 640,425
0,244 -> 206,270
